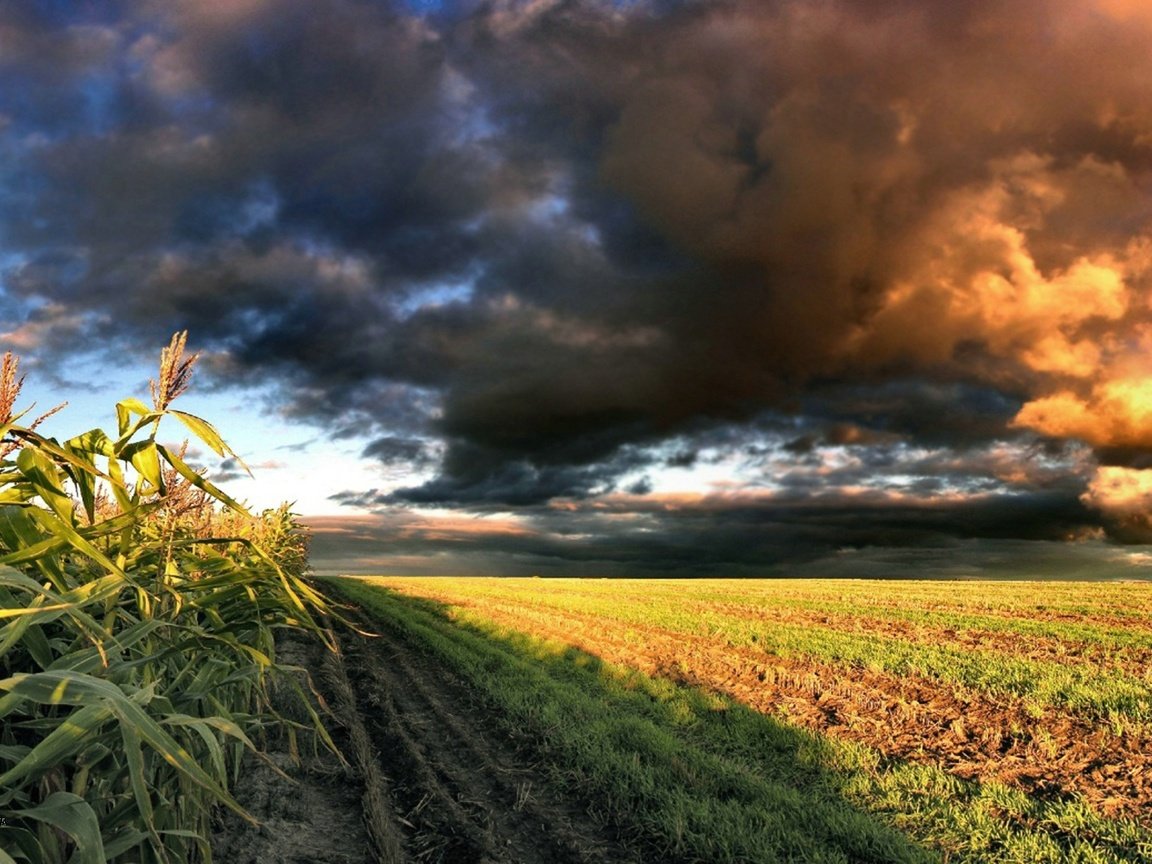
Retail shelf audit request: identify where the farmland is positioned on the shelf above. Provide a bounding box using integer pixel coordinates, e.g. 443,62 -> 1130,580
326,576 -> 1152,864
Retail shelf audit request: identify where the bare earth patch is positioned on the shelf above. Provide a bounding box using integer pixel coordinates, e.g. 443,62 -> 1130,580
211,624 -> 639,863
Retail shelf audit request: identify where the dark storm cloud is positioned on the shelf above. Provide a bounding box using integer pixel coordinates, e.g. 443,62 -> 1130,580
361,434 -> 437,467
795,381 -> 1026,448
307,482 -> 1101,576
5,0 -> 1152,566
373,439 -> 654,504
209,457 -> 247,484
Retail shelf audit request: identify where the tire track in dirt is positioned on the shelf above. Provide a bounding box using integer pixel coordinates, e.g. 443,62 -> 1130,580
211,632 -> 374,864
213,624 -> 640,864
321,638 -> 408,863
337,615 -> 640,864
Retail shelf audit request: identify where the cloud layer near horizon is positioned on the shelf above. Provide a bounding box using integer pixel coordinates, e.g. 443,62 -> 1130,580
5,0 -> 1152,573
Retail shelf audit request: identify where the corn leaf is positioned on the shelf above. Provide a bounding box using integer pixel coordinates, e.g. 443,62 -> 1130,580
8,429 -> 114,487
120,717 -> 161,854
0,703 -> 114,795
120,441 -> 165,496
16,448 -> 74,523
104,692 -> 256,824
20,621 -> 54,670
114,398 -> 155,440
0,669 -> 124,707
102,828 -> 149,858
169,410 -> 247,469
0,826 -> 43,863
25,510 -> 124,579
65,428 -> 115,458
157,444 -> 249,515
4,792 -> 105,864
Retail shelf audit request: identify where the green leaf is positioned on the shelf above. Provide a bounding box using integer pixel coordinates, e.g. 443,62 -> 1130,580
102,828 -> 148,858
75,501 -> 161,544
0,826 -> 42,863
0,669 -> 124,707
15,449 -> 74,523
0,596 -> 49,663
105,454 -> 133,514
121,441 -> 165,495
104,690 -> 256,825
25,509 -> 125,580
0,535 -> 65,570
157,444 -> 250,516
60,433 -> 110,523
0,503 -> 42,546
65,428 -> 115,458
0,487 -> 31,505
3,792 -> 105,864
20,621 -> 54,670
72,467 -> 96,525
120,716 -> 158,842
7,430 -> 114,488
164,715 -> 229,787
0,600 -> 74,622
169,410 -> 246,468
115,398 -> 154,440
0,703 -> 114,796
0,744 -> 30,765
0,668 -> 255,819
49,619 -> 164,675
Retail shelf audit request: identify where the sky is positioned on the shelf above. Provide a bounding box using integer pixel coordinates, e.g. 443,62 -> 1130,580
4,0 -> 1152,578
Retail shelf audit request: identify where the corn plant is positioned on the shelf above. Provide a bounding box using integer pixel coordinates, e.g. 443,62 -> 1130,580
0,333 -> 336,864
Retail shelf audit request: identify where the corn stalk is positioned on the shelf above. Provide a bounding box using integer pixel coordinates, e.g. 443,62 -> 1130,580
0,335 -> 336,864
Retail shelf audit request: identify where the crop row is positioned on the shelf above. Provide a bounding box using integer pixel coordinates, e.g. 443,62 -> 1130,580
0,336 -> 335,864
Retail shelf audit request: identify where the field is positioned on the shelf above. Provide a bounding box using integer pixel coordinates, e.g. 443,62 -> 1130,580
318,576 -> 1152,864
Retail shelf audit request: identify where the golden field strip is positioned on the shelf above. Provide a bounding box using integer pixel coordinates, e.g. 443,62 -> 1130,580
339,576 -> 1152,863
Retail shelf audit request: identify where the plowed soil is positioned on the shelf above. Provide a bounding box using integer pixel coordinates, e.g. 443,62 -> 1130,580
211,623 -> 640,864
442,599 -> 1152,824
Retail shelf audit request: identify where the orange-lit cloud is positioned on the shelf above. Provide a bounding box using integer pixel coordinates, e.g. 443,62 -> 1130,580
309,511 -> 531,542
1012,378 -> 1152,449
1081,466 -> 1152,543
1098,0 -> 1152,24
858,157 -> 1134,378
396,512 -> 533,542
1082,466 -> 1152,514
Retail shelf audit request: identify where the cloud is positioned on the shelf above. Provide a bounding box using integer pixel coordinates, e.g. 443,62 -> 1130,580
6,1 -> 1152,567
208,457 -> 249,484
362,435 -> 436,467
306,480 -> 1099,576
1013,376 -> 1152,450
1080,465 -> 1152,542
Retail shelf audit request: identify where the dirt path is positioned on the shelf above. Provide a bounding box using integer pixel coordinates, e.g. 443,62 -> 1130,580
210,632 -> 373,864
211,622 -> 639,864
